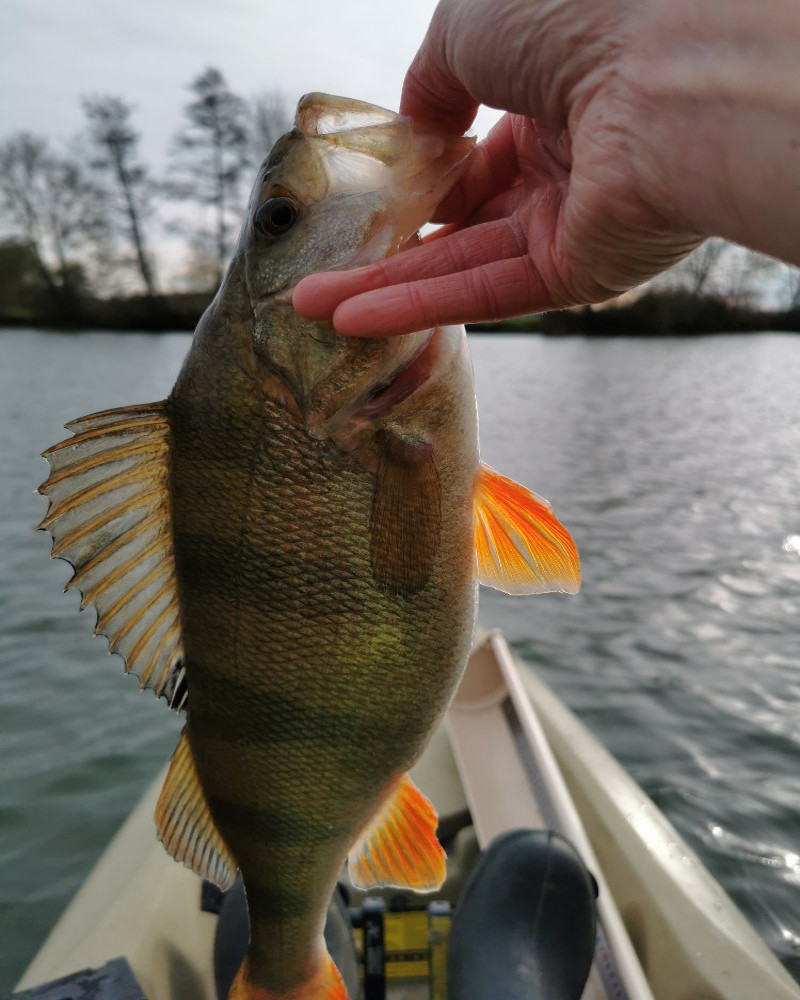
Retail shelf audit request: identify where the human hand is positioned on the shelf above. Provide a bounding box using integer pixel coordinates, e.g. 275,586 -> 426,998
293,0 -> 704,336
295,0 -> 800,336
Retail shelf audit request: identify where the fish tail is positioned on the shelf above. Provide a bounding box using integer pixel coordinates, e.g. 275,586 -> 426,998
228,952 -> 348,1000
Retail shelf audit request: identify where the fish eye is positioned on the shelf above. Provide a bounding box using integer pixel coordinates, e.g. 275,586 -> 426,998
254,196 -> 299,237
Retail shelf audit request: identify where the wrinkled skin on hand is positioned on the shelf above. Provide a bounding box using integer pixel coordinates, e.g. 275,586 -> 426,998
294,0 -> 800,336
293,0 -> 703,335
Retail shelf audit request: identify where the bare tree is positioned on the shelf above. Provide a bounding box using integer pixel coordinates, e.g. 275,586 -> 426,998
648,238 -> 782,308
250,90 -> 292,164
659,238 -> 732,297
84,96 -> 158,296
778,263 -> 800,309
169,68 -> 251,285
177,239 -> 226,293
0,132 -> 107,309
0,135 -> 49,280
724,246 -> 778,308
0,240 -> 52,320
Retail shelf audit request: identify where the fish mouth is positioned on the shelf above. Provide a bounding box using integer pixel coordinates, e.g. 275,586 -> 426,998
296,93 -> 399,135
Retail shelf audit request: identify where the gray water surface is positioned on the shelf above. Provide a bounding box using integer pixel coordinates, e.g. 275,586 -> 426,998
0,329 -> 798,989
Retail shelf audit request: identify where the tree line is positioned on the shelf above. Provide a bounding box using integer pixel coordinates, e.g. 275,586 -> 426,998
0,68 -> 291,324
2,67 -> 799,331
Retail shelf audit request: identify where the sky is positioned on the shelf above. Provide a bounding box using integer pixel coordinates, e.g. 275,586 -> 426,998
0,0 -> 501,169
5,1 -> 793,302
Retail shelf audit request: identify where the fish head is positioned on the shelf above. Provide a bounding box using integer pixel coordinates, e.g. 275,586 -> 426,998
234,93 -> 475,432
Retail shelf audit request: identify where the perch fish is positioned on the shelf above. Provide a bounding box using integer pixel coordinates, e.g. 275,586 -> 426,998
38,93 -> 580,999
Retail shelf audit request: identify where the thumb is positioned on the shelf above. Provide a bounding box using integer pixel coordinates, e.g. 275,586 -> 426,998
399,6 -> 478,134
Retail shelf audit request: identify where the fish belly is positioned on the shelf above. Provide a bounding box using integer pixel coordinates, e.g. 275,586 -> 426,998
168,387 -> 475,987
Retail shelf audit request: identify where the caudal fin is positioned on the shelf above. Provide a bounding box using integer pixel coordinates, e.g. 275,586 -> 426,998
229,952 -> 348,1000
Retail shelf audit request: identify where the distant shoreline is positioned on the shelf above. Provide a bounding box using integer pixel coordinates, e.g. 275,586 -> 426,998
469,291 -> 800,336
2,289 -> 800,336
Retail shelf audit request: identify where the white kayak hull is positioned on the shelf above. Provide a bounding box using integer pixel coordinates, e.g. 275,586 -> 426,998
15,630 -> 800,1000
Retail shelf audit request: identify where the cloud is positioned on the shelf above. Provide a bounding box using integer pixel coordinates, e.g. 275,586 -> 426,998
1,0 -> 452,163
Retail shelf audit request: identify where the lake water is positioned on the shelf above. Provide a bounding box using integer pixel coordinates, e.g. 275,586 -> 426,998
0,329 -> 799,990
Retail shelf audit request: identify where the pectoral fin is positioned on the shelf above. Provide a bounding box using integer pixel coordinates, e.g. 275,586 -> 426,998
474,462 -> 580,595
348,774 -> 445,892
370,431 -> 441,596
38,403 -> 186,708
155,727 -> 237,891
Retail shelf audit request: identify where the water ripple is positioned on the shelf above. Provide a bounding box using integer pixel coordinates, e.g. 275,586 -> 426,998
1,330 -> 799,988
472,332 -> 800,983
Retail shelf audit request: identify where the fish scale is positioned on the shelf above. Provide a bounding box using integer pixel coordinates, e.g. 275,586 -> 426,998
38,93 -> 579,1000
168,380 -> 474,989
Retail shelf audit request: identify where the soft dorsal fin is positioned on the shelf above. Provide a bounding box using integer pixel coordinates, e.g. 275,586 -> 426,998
474,462 -> 580,595
348,774 -> 445,892
156,727 -> 237,890
38,402 -> 187,708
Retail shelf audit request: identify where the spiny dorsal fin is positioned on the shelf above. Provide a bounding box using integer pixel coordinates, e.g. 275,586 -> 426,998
474,462 -> 581,595
38,402 -> 186,708
156,727 -> 237,890
348,774 -> 445,892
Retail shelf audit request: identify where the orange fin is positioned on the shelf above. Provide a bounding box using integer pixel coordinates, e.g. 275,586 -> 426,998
38,402 -> 187,709
370,431 -> 441,596
348,774 -> 445,892
228,951 -> 348,999
156,726 -> 237,891
474,462 -> 580,595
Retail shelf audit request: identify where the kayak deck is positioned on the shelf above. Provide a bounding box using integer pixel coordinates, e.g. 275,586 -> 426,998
14,631 -> 800,1000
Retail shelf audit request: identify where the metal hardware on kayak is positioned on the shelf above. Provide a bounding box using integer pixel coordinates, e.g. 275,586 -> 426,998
7,957 -> 144,999
447,630 -> 655,999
